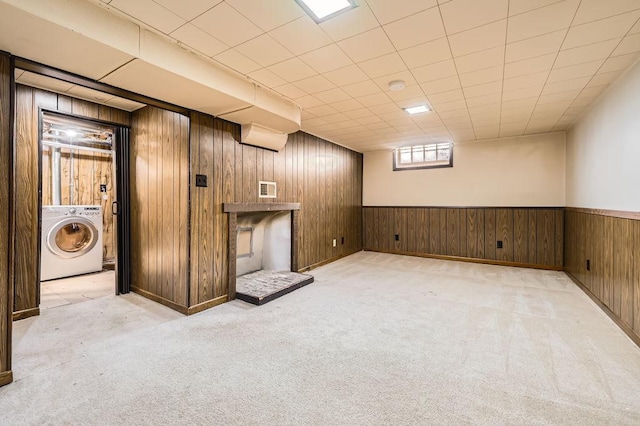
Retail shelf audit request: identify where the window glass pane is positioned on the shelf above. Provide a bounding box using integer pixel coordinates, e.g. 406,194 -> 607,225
425,146 -> 437,161
400,149 -> 411,164
412,146 -> 424,162
437,148 -> 450,161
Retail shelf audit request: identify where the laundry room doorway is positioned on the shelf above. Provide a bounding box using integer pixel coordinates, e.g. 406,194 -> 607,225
37,109 -> 131,310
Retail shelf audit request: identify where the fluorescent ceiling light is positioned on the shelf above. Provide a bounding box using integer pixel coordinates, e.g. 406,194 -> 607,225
404,105 -> 430,115
295,0 -> 358,22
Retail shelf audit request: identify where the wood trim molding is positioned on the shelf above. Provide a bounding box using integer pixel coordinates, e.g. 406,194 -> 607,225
364,206 -> 564,210
187,295 -> 228,315
0,370 -> 12,387
298,249 -> 363,272
12,307 -> 39,321
363,249 -> 563,271
565,207 -> 640,221
565,271 -> 640,347
223,202 -> 301,213
131,286 -> 188,315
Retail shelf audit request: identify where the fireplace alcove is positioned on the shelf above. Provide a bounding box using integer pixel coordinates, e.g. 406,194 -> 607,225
224,203 -> 313,305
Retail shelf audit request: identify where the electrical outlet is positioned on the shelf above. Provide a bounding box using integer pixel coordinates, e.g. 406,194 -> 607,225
496,240 -> 503,249
586,259 -> 591,271
332,239 -> 337,247
195,174 -> 207,187
394,234 -> 399,241
341,236 -> 345,245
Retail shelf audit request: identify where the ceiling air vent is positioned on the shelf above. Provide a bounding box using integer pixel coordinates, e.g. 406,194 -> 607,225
259,181 -> 277,198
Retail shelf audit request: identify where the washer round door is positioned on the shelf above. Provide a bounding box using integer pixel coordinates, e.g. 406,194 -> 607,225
46,217 -> 99,259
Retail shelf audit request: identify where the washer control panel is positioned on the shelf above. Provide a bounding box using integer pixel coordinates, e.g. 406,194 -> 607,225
42,205 -> 102,218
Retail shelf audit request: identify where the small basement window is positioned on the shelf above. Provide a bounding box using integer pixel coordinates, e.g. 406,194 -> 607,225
393,142 -> 453,171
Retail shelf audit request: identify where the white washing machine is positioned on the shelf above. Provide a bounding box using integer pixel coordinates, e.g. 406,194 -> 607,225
41,205 -> 103,281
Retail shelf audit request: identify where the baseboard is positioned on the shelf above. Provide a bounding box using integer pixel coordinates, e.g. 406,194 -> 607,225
130,286 -> 188,315
0,370 -> 13,387
297,249 -> 362,272
187,295 -> 228,315
363,249 -> 563,271
564,271 -> 640,348
12,307 -> 40,321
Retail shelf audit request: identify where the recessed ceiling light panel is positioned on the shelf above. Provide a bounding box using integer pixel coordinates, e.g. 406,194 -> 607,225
404,105 -> 430,115
295,0 -> 358,23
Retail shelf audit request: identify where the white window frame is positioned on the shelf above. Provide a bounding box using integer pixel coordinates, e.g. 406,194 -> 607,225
393,142 -> 453,171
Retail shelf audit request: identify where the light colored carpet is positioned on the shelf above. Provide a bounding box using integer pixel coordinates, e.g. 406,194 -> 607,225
2,251 -> 640,425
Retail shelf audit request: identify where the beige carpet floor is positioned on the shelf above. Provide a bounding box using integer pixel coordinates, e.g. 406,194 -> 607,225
2,251 -> 640,425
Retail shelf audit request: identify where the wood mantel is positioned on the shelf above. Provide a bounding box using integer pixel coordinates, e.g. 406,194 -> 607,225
223,203 -> 300,213
224,203 -> 301,300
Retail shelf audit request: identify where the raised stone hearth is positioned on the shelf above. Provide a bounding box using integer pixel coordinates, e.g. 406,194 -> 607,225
236,270 -> 313,305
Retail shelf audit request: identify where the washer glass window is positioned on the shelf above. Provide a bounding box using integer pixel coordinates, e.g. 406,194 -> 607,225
55,222 -> 93,253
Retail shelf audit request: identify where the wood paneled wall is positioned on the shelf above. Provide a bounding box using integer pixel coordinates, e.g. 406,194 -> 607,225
13,84 -> 130,316
130,106 -> 190,311
42,148 -> 115,260
189,112 -> 363,309
363,207 -> 563,269
0,52 -> 13,386
565,209 -> 640,343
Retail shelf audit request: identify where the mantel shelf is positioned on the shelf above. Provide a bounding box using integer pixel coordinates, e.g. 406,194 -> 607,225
223,203 -> 301,213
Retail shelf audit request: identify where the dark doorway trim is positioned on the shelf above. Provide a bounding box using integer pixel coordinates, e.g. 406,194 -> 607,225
15,57 -> 190,116
114,127 -> 131,294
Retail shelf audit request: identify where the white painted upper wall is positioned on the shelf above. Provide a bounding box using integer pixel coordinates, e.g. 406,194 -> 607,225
363,133 -> 566,207
566,60 -> 640,211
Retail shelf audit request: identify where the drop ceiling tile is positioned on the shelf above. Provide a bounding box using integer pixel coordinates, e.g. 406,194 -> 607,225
500,107 -> 534,121
236,34 -> 293,67
305,104 -> 339,116
343,80 -> 382,98
314,88 -> 351,104
500,123 -> 527,137
357,115 -> 385,125
504,53 -> 556,79
547,59 -> 603,83
630,19 -> 640,34
459,66 -> 503,87
345,108 -> 374,119
267,58 -> 317,82
383,7 -> 446,50
454,46 -> 505,74
269,15 -> 332,55
434,99 -> 468,112
448,20 -> 507,57
153,0 -> 222,21
248,68 -> 287,87
294,75 -> 336,93
573,0 -> 640,25
587,70 -> 623,86
578,85 -> 608,98
412,60 -> 458,83
599,53 -> 640,73
170,23 -> 228,57
294,94 -> 324,109
324,65 -> 369,86
303,117 -> 328,127
274,83 -> 307,99
541,76 -> 590,94
192,3 -> 263,46
299,44 -> 353,74
555,39 -> 620,68
358,52 -> 407,79
440,0 -> 508,35
111,0 -> 185,33
420,76 -> 461,94
366,0 -> 437,25
509,0 -> 564,16
369,102 -> 402,115
398,38 -> 452,69
213,49 -> 261,74
501,86 -> 544,101
337,28 -> 396,63
509,0 -> 581,43
503,71 -> 548,91
17,71 -> 75,93
372,71 -> 418,92
395,96 -> 431,109
612,33 -> 640,56
106,97 -> 146,112
501,97 -> 539,110
356,92 -> 394,106
225,0 -> 304,31
505,30 -> 566,63
427,89 -> 465,104
562,11 -> 640,50
465,92 -> 502,107
387,85 -> 426,102
474,126 -> 500,139
538,90 -> 581,104
322,113 -> 352,124
570,95 -> 598,107
330,98 -> 364,112
319,2 -> 380,41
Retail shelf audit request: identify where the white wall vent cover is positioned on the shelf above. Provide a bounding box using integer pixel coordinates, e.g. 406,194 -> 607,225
259,181 -> 277,198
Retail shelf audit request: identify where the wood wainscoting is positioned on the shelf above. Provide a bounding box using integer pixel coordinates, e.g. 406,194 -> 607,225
363,207 -> 564,270
130,106 -> 190,310
564,208 -> 640,344
13,84 -> 130,317
189,112 -> 363,307
0,52 -> 14,386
